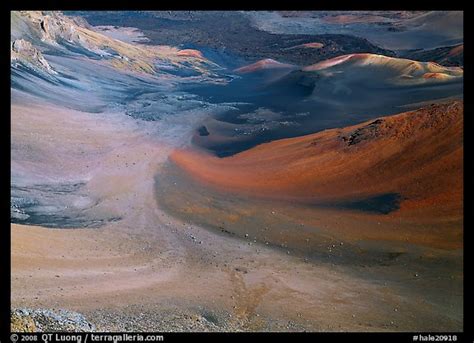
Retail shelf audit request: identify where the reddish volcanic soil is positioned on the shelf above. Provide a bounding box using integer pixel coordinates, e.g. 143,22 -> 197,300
321,14 -> 391,24
286,42 -> 325,50
171,101 -> 463,224
176,49 -> 204,59
234,59 -> 295,74
300,42 -> 324,49
448,44 -> 463,57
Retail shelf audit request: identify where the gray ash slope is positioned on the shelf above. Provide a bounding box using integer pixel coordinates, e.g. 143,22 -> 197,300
10,11 -> 233,228
67,11 -> 463,158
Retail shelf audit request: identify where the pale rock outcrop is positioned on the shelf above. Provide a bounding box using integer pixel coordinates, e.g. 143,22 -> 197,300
11,38 -> 57,74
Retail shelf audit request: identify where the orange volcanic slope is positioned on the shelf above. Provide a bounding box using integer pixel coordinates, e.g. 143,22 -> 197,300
321,14 -> 391,24
176,49 -> 205,59
449,44 -> 463,57
302,53 -> 463,78
171,101 -> 463,215
286,42 -> 325,50
300,42 -> 324,49
234,59 -> 296,74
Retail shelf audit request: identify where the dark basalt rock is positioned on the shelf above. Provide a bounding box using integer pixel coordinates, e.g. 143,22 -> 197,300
197,125 -> 210,136
342,119 -> 385,146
